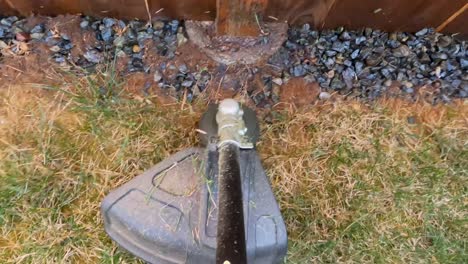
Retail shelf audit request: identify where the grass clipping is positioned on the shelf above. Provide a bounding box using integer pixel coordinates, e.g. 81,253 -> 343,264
0,77 -> 467,263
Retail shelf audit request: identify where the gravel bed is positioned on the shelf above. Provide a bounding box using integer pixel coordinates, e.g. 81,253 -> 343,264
1,15 -> 467,104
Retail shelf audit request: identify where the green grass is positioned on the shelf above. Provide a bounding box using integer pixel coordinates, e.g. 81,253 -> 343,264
0,70 -> 467,263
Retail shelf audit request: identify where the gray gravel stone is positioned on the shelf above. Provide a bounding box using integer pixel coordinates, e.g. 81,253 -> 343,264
319,91 -> 331,100
84,50 -> 103,63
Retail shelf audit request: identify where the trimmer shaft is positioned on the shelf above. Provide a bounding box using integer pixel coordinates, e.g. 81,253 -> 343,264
101,100 -> 287,263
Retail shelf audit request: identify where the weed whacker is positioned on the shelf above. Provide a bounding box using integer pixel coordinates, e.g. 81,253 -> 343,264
101,99 -> 287,263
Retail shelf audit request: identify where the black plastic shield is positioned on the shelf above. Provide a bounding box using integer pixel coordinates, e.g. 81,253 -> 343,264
101,148 -> 287,263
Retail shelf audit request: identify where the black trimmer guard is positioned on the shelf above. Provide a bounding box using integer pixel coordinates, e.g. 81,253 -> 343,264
101,147 -> 287,263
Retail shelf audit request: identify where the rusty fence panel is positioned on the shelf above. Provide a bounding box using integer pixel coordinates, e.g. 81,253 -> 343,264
0,0 -> 466,35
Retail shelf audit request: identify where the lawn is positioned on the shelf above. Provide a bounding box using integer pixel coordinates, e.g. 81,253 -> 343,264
0,69 -> 467,263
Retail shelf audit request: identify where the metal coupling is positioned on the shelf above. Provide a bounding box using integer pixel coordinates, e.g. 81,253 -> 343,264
216,99 -> 254,149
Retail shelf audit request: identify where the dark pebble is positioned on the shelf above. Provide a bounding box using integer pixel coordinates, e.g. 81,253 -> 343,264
61,34 -> 70,41
182,80 -> 194,87
380,68 -> 393,79
432,53 -> 448,60
101,27 -> 113,42
344,59 -> 353,67
1,17 -> 14,27
169,20 -> 179,33
403,87 -> 414,94
355,61 -> 364,73
355,36 -> 366,45
103,18 -> 115,28
331,41 -> 346,53
80,20 -> 89,29
54,55 -> 66,63
392,45 -> 411,57
178,64 -> 188,73
132,58 -> 144,67
460,58 -> 468,70
342,67 -> 356,89
84,50 -> 103,63
415,28 -> 428,37
419,52 -> 431,63
326,50 -> 337,57
366,53 -> 382,66
330,77 -> 346,90
437,36 -> 452,48
324,58 -> 335,69
31,24 -> 45,34
351,49 -> 360,59
340,31 -> 351,41
291,65 -> 307,77
452,79 -> 462,88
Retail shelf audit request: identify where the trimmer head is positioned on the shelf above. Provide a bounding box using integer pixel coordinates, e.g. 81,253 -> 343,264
101,101 -> 287,263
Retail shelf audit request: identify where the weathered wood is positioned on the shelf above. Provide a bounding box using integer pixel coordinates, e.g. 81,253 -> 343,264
0,0 -> 215,22
442,4 -> 468,39
322,0 -> 467,33
216,0 -> 268,36
0,0 -> 16,15
0,0 -> 467,36
437,3 -> 467,31
265,0 -> 336,26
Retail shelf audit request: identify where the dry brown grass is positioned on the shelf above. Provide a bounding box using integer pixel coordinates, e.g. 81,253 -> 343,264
260,99 -> 467,263
0,79 -> 200,263
0,72 -> 467,263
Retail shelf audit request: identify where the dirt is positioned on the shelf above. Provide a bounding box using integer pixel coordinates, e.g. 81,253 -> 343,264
278,78 -> 321,107
46,15 -> 99,58
0,50 -> 56,85
141,40 -> 216,81
0,15 -> 98,87
186,21 -> 288,65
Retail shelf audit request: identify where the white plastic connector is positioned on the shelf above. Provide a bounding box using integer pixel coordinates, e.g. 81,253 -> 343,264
216,99 -> 253,149
218,99 -> 240,115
